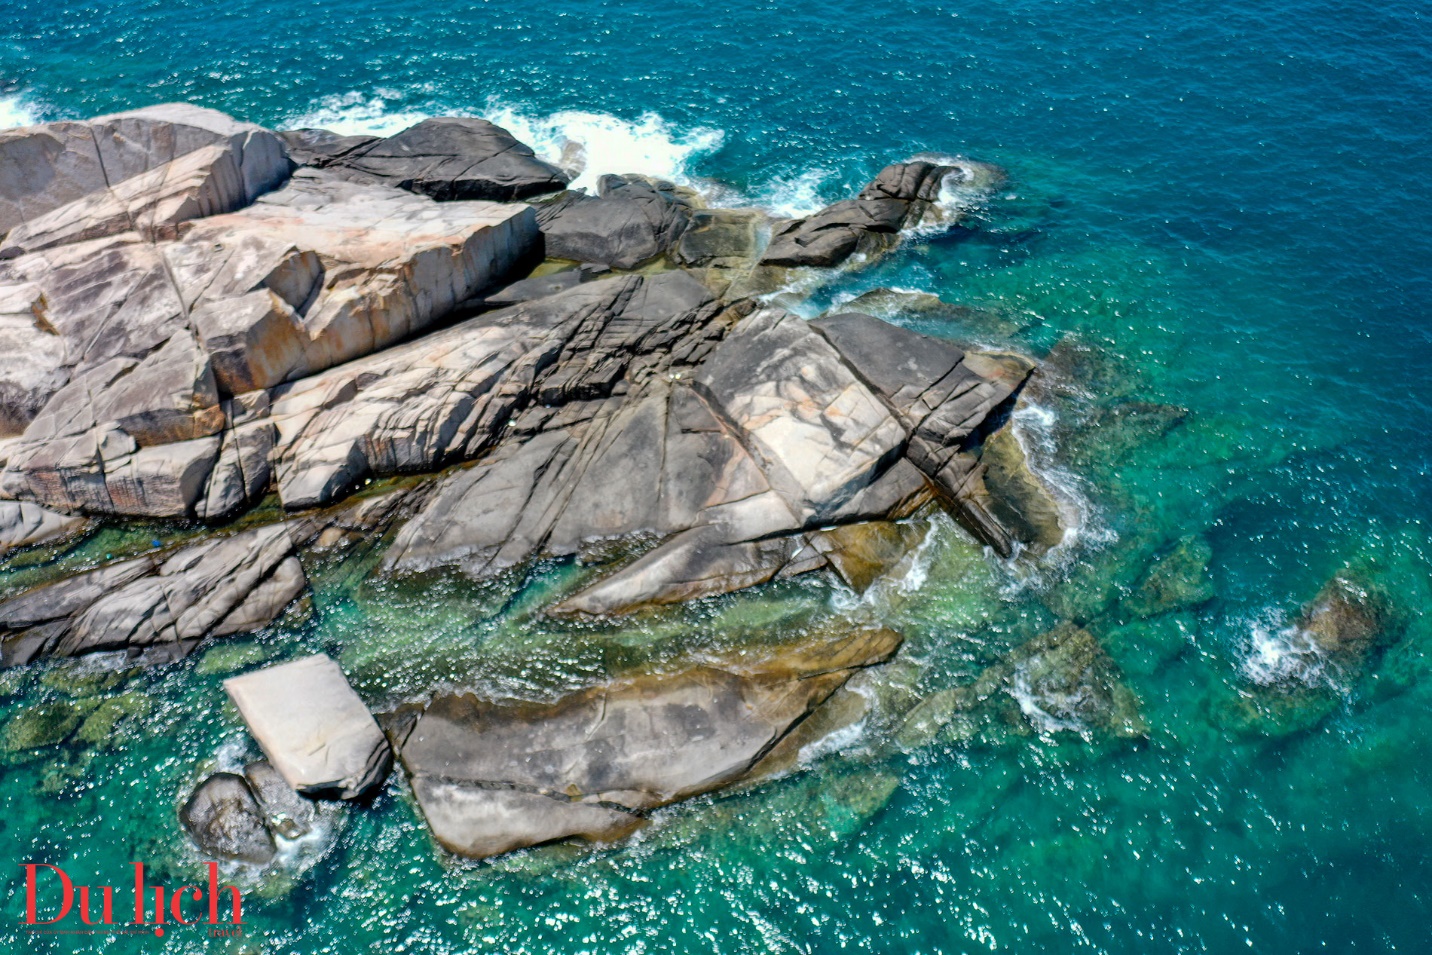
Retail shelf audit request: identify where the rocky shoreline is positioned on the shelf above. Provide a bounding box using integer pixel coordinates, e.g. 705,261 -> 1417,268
0,102 -> 1390,866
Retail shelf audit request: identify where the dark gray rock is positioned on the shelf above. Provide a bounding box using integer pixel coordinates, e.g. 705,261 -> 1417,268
276,128 -> 379,167
181,772 -> 277,865
319,117 -> 568,201
535,175 -> 696,269
400,628 -> 902,859
760,160 -> 994,269
242,760 -> 316,838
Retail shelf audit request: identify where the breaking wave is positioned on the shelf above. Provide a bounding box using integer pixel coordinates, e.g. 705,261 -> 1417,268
0,92 -> 43,130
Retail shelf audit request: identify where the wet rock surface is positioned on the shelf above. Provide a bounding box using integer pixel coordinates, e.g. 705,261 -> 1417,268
0,103 -> 1087,867
0,523 -> 308,668
181,772 -> 278,865
399,629 -> 902,858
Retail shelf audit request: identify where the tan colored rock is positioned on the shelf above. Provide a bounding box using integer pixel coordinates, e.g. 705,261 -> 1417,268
0,103 -> 289,235
224,654 -> 391,800
0,144 -> 248,257
399,628 -> 901,859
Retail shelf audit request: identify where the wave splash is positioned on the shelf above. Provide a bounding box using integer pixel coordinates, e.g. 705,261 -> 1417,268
0,93 -> 43,130
283,90 -> 725,194
1242,610 -> 1332,688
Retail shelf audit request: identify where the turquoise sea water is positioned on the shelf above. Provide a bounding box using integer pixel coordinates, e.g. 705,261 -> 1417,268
2,1 -> 1431,951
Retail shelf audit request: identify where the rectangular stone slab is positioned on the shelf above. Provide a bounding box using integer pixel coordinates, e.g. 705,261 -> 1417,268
224,654 -> 391,800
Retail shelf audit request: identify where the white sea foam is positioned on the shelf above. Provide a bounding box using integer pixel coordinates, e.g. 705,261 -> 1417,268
284,91 -> 727,195
484,104 -> 724,193
284,89 -> 433,137
0,92 -> 43,130
1242,610 -> 1329,687
1009,666 -> 1089,736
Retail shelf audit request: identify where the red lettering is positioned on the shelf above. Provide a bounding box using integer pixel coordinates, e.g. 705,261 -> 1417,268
23,864 -> 72,924
77,884 -> 114,925
205,862 -> 243,924
170,885 -> 201,924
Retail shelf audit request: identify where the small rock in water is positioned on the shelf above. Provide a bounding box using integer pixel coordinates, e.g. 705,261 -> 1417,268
181,772 -> 277,865
242,760 -> 316,839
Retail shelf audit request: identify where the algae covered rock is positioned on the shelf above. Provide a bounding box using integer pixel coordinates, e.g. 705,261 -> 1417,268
899,623 -> 1146,749
2,699 -> 81,753
1124,536 -> 1215,618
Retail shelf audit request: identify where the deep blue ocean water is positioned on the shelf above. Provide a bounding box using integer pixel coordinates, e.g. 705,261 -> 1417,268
2,2 -> 1431,952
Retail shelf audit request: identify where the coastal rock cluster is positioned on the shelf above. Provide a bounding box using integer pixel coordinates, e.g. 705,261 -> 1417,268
0,103 -> 1069,861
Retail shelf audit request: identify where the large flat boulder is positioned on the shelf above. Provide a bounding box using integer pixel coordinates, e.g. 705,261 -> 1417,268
398,628 -> 902,858
311,117 -> 568,201
224,654 -> 391,800
0,143 -> 249,257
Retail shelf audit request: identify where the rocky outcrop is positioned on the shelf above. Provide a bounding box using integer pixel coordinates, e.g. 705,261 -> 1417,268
0,523 -> 306,667
397,628 -> 902,859
761,160 -> 997,268
0,103 -> 290,236
224,654 -> 391,800
535,175 -> 698,269
181,772 -> 277,865
0,501 -> 87,556
0,144 -> 253,257
287,117 -> 569,201
0,156 -> 538,515
376,298 -> 1034,614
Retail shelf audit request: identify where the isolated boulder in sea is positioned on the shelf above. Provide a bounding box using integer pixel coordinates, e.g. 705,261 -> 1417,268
0,523 -> 307,668
224,654 -> 392,800
398,628 -> 902,859
1295,574 -> 1389,667
0,103 -> 291,236
535,174 -> 698,269
760,159 -> 997,268
310,117 -> 569,201
181,772 -> 277,865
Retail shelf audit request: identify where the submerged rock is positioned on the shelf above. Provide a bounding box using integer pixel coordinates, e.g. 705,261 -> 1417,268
224,654 -> 392,800
399,628 -> 902,859
181,772 -> 277,865
899,623 -> 1145,749
980,425 -> 1067,554
1124,536 -> 1215,618
2,700 -> 82,753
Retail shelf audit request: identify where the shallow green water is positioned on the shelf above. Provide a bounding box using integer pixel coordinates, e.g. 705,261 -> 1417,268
3,0 -> 1431,951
